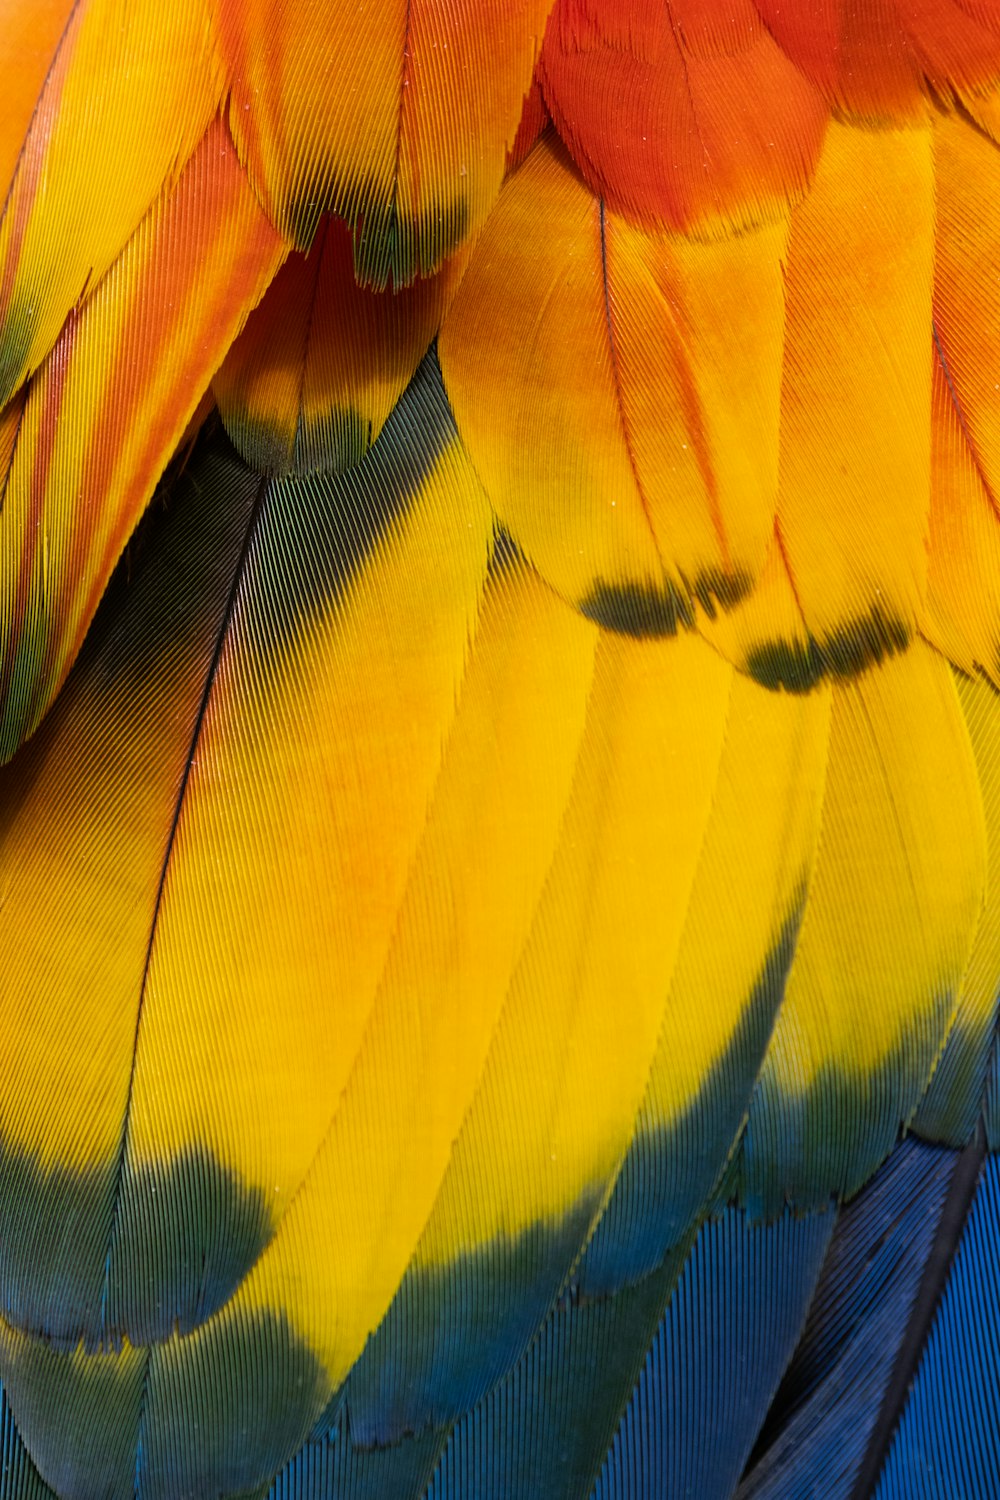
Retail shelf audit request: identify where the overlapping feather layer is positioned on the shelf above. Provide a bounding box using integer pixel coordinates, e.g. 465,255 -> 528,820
2,2 -> 1000,1497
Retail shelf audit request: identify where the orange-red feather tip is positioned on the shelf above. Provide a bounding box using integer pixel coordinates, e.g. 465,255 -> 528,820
539,0 -> 829,235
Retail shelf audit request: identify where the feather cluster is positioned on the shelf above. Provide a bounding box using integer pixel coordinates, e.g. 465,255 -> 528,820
1,1 -> 1000,1496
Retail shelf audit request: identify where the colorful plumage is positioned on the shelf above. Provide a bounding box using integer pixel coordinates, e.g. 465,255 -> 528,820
1,1 -> 1000,1495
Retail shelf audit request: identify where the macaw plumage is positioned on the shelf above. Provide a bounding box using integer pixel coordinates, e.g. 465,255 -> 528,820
1,1 -> 1000,1495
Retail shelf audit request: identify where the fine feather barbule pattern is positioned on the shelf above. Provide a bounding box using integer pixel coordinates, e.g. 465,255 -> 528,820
0,396 -> 997,1495
2,1 -> 1000,1497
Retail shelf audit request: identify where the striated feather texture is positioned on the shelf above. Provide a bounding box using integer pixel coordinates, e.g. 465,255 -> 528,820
2,1 -> 1000,1498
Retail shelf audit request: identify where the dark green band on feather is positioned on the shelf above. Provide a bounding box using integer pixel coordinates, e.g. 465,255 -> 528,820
424,1234 -> 699,1500
0,302 -> 32,411
350,196 -> 470,291
283,170 -> 469,289
913,1007 -> 1000,1147
580,579 -> 694,637
0,1320 -> 147,1500
140,1309 -> 327,1500
344,1201 -> 599,1448
738,990 -> 952,1220
104,1147 -> 273,1345
0,1383 -> 55,1498
579,901 -> 803,1296
0,1150 -> 113,1348
747,606 -> 909,694
0,1306 -> 328,1500
215,406 -> 372,480
249,351 -> 456,653
0,1144 -> 272,1351
580,566 -> 751,640
691,566 -> 753,617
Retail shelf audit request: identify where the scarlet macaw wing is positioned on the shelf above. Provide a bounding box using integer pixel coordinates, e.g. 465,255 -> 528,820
0,0 -> 554,768
2,2 -> 1000,1499
0,360 -> 493,1495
